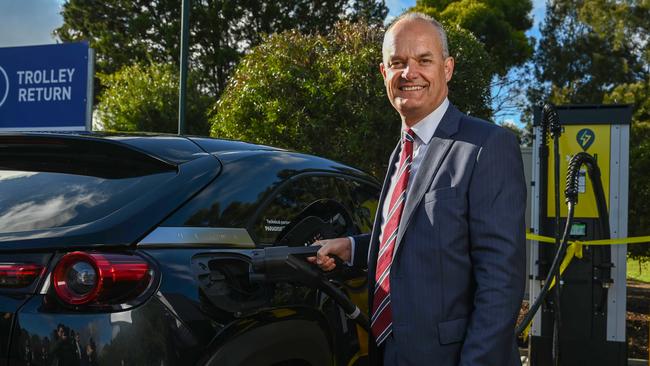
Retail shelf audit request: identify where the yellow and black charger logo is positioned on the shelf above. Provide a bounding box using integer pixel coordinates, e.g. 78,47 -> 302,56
576,128 -> 595,151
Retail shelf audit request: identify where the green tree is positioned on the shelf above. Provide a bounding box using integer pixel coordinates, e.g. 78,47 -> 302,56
605,81 -> 650,259
211,21 -> 492,176
55,0 -> 388,96
96,62 -> 211,134
578,0 -> 649,58
528,0 -> 650,257
528,0 -> 646,105
446,23 -> 493,117
411,0 -> 534,76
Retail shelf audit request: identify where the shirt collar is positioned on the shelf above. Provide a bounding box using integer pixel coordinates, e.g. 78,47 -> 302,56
403,98 -> 449,145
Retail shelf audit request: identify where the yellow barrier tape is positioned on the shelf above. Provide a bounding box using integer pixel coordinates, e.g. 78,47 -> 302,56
526,233 -> 557,244
522,320 -> 532,341
526,233 -> 650,246
572,236 -> 650,245
519,233 -> 650,341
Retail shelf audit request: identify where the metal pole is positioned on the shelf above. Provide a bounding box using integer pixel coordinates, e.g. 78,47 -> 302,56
178,0 -> 190,135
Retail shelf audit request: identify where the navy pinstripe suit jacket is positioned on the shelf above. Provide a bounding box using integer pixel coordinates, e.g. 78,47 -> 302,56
353,104 -> 526,366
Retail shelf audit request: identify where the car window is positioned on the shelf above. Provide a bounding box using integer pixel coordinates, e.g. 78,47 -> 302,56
161,153 -> 286,229
252,175 -> 354,245
0,169 -> 174,234
337,179 -> 380,234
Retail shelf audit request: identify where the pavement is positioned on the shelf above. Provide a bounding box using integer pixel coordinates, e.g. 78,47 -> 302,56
519,349 -> 648,366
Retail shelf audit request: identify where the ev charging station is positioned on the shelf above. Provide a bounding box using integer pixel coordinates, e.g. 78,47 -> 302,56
528,104 -> 632,365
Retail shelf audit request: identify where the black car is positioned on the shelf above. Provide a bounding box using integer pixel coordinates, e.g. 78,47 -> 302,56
0,133 -> 380,366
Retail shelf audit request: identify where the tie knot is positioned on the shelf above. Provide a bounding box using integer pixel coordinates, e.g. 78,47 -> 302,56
403,128 -> 415,144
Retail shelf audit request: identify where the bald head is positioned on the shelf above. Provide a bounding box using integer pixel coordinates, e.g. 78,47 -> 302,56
383,12 -> 449,63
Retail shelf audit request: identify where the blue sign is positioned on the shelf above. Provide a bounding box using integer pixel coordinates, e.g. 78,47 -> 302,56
576,128 -> 595,151
0,42 -> 93,131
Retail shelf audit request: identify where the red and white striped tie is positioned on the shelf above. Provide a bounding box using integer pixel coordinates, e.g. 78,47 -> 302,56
371,128 -> 415,345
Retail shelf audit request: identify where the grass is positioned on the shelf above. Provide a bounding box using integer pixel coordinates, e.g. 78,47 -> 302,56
627,258 -> 650,283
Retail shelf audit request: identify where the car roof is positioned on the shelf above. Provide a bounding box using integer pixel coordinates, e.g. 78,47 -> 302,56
0,132 -> 374,179
1,132 -> 295,161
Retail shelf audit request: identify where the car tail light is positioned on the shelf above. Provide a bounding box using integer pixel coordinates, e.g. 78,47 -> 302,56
0,263 -> 44,288
52,252 -> 152,306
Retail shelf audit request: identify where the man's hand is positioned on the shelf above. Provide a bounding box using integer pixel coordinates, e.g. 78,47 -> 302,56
308,237 -> 352,271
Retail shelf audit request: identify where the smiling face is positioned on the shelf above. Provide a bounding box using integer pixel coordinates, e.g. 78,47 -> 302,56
380,19 -> 454,126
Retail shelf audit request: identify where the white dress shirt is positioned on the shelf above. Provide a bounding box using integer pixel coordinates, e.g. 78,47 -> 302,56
349,98 -> 449,265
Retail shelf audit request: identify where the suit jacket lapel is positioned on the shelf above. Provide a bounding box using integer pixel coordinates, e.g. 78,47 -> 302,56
392,104 -> 462,263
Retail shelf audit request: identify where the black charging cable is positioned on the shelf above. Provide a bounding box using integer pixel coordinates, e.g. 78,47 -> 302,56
516,104 -> 566,345
249,245 -> 370,332
546,104 -> 563,366
516,104 -> 564,366
566,152 -> 610,237
516,151 -> 610,343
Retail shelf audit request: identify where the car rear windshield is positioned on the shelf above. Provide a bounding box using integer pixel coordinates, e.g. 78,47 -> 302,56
0,169 -> 174,234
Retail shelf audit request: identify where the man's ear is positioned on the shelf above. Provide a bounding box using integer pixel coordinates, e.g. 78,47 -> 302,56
380,62 -> 387,80
444,57 -> 455,82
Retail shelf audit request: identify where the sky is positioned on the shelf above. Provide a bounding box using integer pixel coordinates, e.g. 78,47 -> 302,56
0,0 -> 546,124
0,0 -> 63,47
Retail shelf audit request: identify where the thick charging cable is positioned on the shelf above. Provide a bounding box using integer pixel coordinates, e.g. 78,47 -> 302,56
516,104 -> 563,366
517,151 -> 610,352
546,104 -> 563,366
249,245 -> 370,331
565,152 -> 610,237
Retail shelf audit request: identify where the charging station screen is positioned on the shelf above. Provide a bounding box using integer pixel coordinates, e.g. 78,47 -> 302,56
569,222 -> 587,236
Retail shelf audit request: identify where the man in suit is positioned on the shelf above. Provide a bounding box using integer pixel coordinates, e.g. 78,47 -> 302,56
312,12 -> 526,365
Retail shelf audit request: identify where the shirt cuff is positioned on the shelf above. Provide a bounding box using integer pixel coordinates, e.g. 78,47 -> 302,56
347,236 -> 355,266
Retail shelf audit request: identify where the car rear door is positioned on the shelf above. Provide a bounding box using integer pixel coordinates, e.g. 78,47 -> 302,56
0,134 -> 220,365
